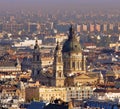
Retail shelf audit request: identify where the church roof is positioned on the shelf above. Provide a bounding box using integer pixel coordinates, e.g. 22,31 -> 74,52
27,101 -> 45,109
62,25 -> 82,53
73,73 -> 94,79
0,53 -> 20,67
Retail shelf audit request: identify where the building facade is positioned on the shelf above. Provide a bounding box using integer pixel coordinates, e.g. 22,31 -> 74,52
32,26 -> 98,87
62,26 -> 86,76
32,40 -> 42,79
51,41 -> 65,87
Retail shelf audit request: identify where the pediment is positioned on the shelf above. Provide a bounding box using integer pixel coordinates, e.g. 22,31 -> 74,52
74,73 -> 92,79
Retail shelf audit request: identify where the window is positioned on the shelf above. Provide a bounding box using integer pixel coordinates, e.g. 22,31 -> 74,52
33,55 -> 35,61
37,55 -> 39,61
79,62 -> 82,70
78,62 -> 79,69
64,62 -> 66,68
58,72 -> 61,77
68,62 -> 70,69
37,70 -> 40,75
72,62 -> 75,69
58,57 -> 61,63
75,45 -> 77,48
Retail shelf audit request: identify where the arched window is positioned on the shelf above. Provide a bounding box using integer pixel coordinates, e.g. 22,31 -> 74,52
58,72 -> 61,77
58,57 -> 61,63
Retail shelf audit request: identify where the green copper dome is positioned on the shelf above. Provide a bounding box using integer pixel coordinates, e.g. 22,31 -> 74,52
62,26 -> 82,53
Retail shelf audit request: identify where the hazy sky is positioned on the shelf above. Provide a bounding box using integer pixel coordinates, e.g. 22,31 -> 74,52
0,0 -> 120,11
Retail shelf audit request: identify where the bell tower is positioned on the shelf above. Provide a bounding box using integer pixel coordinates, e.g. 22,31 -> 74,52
32,40 -> 42,80
52,41 -> 65,87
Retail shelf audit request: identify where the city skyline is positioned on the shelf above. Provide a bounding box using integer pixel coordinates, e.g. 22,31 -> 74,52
0,0 -> 120,109
0,0 -> 120,11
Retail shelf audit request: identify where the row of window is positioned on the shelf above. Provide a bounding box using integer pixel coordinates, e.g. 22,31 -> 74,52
64,61 -> 82,70
33,55 -> 40,61
40,94 -> 65,97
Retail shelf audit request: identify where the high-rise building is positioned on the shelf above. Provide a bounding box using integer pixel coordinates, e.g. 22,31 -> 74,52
89,23 -> 95,32
95,23 -> 101,32
82,24 -> 87,32
117,24 -> 120,32
28,22 -> 38,33
102,23 -> 108,32
109,23 -> 114,31
76,24 -> 81,32
2,23 -> 23,33
0,23 -> 2,32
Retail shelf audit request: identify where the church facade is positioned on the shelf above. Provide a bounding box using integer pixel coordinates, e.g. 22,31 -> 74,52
32,26 -> 98,87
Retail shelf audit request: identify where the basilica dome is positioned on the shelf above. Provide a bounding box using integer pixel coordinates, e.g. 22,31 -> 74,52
62,26 -> 82,53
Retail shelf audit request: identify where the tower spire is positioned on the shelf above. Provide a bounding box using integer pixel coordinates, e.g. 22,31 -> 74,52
55,41 -> 60,51
98,71 -> 104,84
35,39 -> 38,45
69,25 -> 75,39
32,40 -> 42,80
34,39 -> 40,50
52,42 -> 65,87
16,58 -> 21,68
